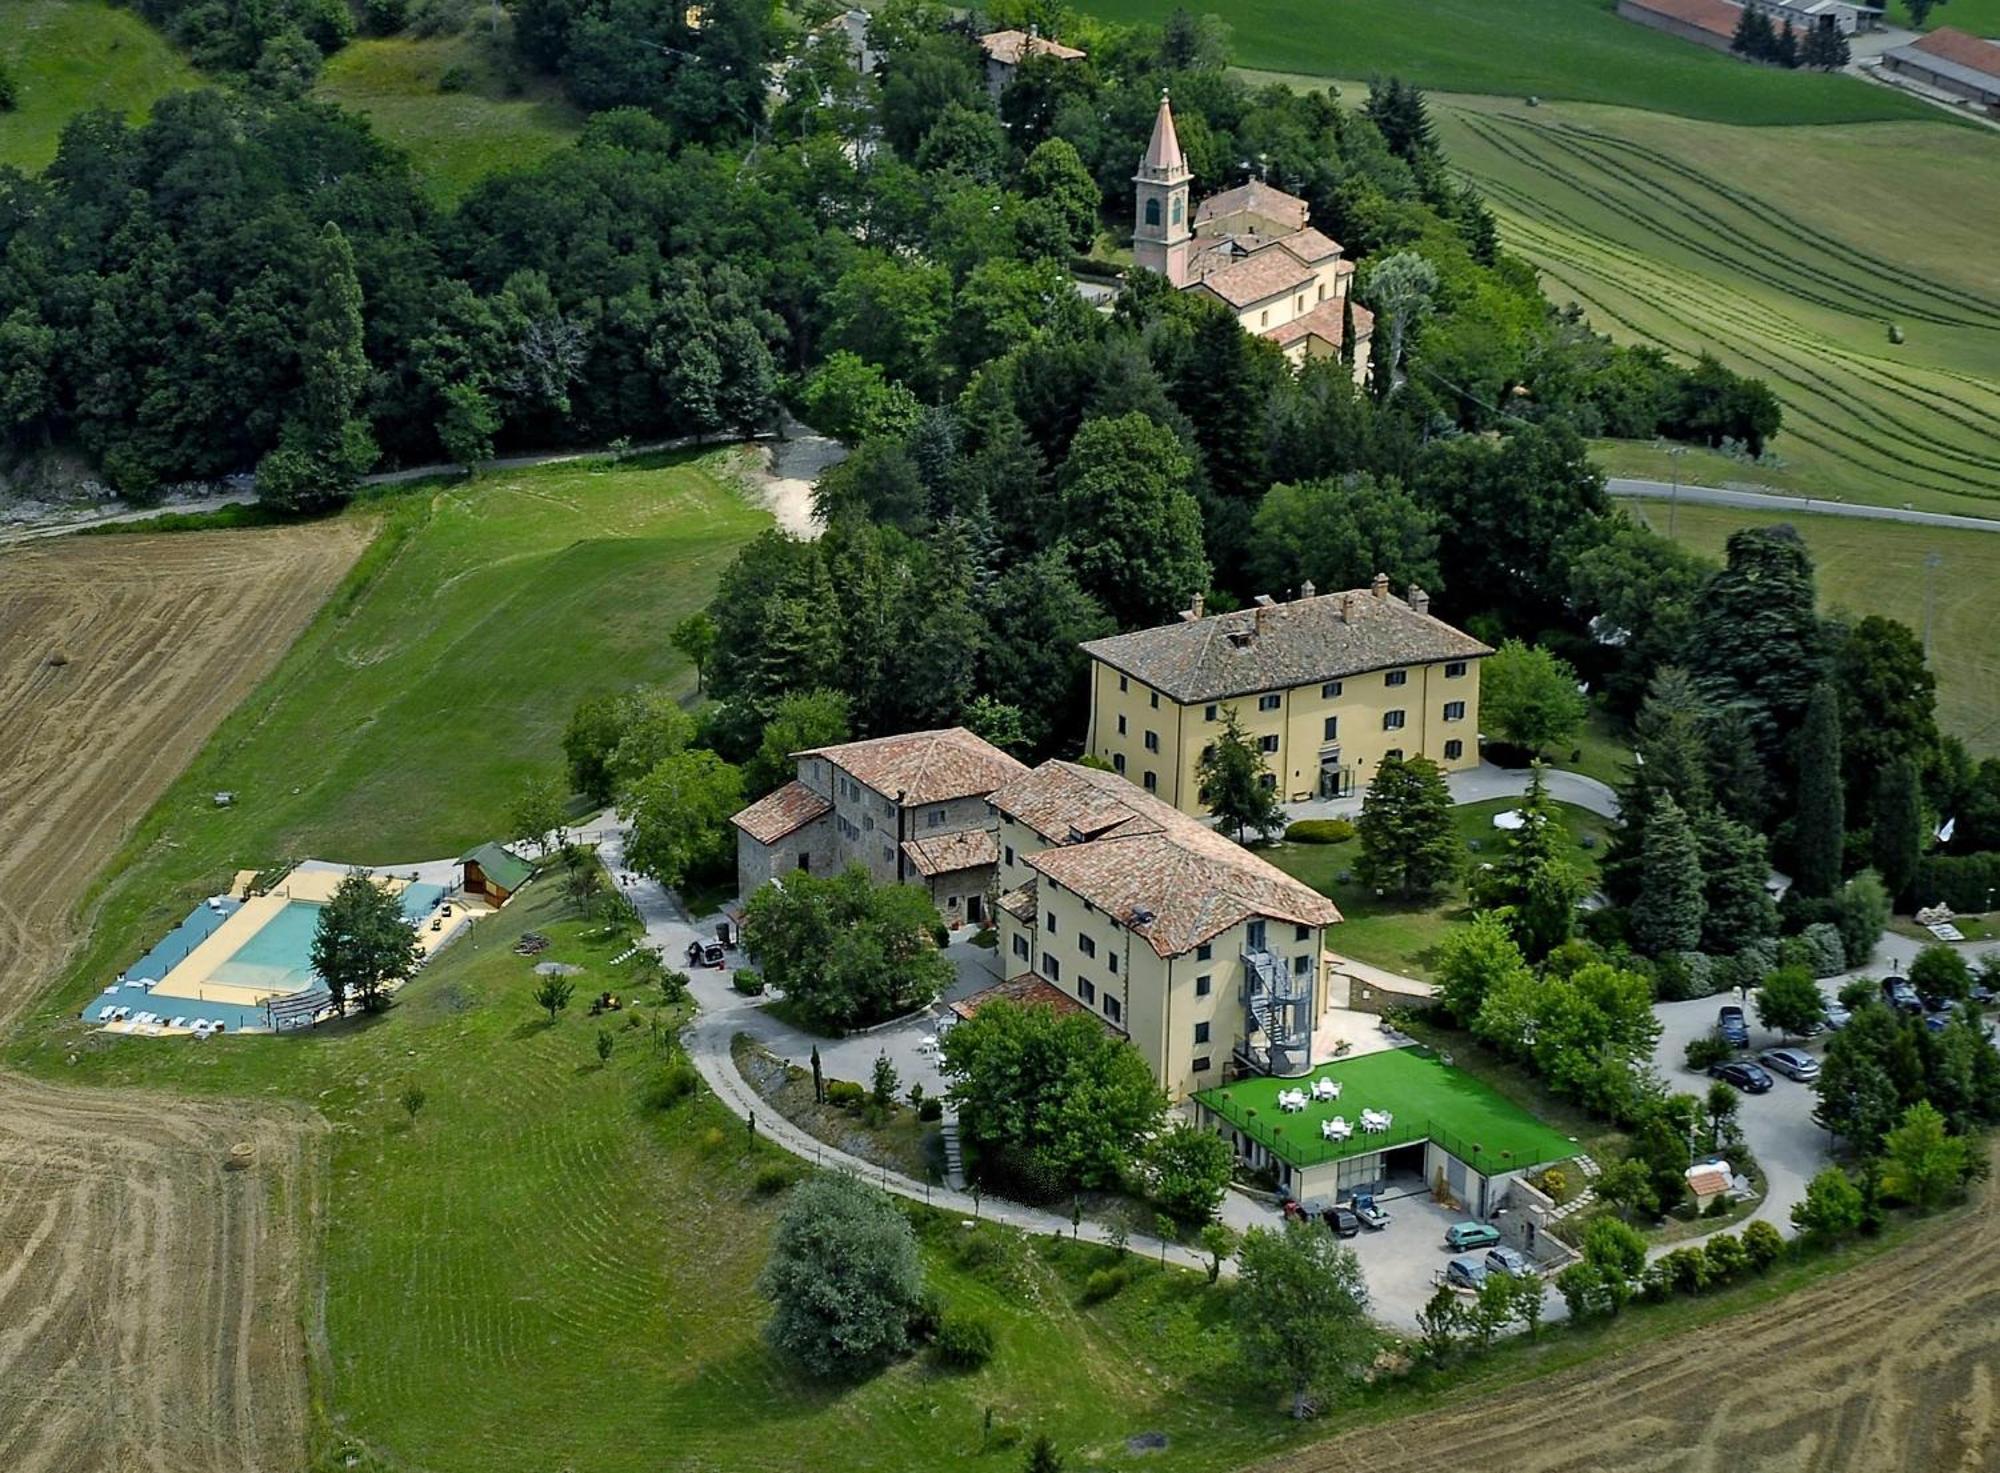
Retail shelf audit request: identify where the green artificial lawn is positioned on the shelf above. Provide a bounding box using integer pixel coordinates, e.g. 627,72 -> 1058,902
0,0 -> 201,173
1198,1046 -> 1579,1173
315,33 -> 582,204
1267,799 -> 1613,980
1631,501 -> 2000,757
1081,0 -> 1938,123
15,451 -> 768,1038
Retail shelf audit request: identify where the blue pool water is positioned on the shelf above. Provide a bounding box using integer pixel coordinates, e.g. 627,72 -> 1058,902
208,901 -> 323,992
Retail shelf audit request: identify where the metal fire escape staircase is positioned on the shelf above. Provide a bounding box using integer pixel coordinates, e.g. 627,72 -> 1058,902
1239,946 -> 1313,1078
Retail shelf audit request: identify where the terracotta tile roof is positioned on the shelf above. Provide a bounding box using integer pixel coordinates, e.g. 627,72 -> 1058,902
990,762 -> 1341,959
1685,1162 -> 1732,1198
795,727 -> 1027,806
1276,226 -> 1343,264
1081,586 -> 1490,704
731,780 -> 831,844
901,829 -> 1000,877
1906,26 -> 2000,79
1194,180 -> 1310,232
1261,297 -> 1375,350
1623,0 -> 1742,38
997,879 -> 1037,921
1193,248 -> 1317,310
980,29 -> 1086,65
951,973 -> 1092,1021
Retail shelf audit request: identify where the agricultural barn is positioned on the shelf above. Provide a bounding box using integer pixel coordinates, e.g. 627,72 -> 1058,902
1883,28 -> 2000,110
460,842 -> 534,905
1617,0 -> 1743,51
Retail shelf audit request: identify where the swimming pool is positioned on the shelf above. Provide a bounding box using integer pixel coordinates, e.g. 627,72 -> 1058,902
208,900 -> 324,992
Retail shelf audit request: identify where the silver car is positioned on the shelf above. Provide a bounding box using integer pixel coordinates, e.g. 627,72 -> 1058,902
1485,1246 -> 1537,1279
1758,1047 -> 1820,1082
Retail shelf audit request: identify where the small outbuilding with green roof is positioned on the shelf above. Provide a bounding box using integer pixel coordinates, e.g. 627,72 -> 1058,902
460,842 -> 535,905
1193,1045 -> 1575,1217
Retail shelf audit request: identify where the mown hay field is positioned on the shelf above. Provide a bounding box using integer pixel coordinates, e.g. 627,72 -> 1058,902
1427,95 -> 2000,516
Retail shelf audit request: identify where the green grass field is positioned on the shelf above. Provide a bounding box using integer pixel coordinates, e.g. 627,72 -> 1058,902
1082,0 -> 1938,122
1425,95 -> 2000,516
0,0 -> 200,172
17,452 -> 767,1037
1623,500 -> 2000,755
1198,1046 -> 1578,1171
1269,799 -> 1613,979
315,32 -> 581,203
1889,0 -> 2000,28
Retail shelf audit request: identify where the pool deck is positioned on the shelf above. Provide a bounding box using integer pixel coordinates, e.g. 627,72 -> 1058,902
90,858 -> 491,1036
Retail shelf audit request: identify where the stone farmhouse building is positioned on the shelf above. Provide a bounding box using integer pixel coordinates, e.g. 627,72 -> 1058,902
1133,94 -> 1374,378
1883,27 -> 2000,110
1081,576 -> 1491,813
978,27 -> 1086,98
990,760 -> 1341,1099
730,727 -> 1025,927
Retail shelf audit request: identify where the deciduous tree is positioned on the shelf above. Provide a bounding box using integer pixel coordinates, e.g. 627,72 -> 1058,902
1232,1222 -> 1374,1418
624,749 -> 745,891
1480,641 -> 1587,756
758,1172 -> 924,1374
310,870 -> 422,1015
1198,707 -> 1286,845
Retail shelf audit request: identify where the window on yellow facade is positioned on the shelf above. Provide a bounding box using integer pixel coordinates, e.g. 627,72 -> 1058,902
1149,691 -> 1159,709
1045,956 -> 1061,981
1105,996 -> 1122,1023
1258,735 -> 1279,753
1193,1055 -> 1212,1073
1195,974 -> 1211,996
1444,701 -> 1466,721
1144,730 -> 1159,752
1045,911 -> 1057,933
1383,710 -> 1406,730
1108,953 -> 1118,974
1080,934 -> 1096,958
1197,943 -> 1212,961
1119,674 -> 1128,692
1143,771 -> 1157,792
1205,704 -> 1217,721
1386,669 -> 1408,687
1385,748 -> 1403,760
1260,310 -> 1269,326
1194,1021 -> 1210,1045
1079,977 -> 1095,1003
1323,716 -> 1338,741
1259,773 -> 1276,788
1321,680 -> 1342,698
1258,693 -> 1281,711
1117,714 -> 1126,735
1445,739 -> 1464,760
1113,753 -> 1126,774
1445,661 -> 1467,677
1012,933 -> 1029,959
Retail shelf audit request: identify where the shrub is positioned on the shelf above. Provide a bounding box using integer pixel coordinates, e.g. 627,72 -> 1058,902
700,1126 -> 727,1151
825,1079 -> 865,1110
1701,1231 -> 1747,1282
905,1289 -> 943,1344
1742,1218 -> 1785,1271
732,968 -> 765,996
1657,950 -> 1716,1001
1285,818 -> 1356,844
1712,939 -> 1778,998
361,0 -> 407,33
1798,923 -> 1846,977
1685,1035 -> 1732,1072
1080,1265 -> 1130,1305
932,1311 -> 997,1369
644,1060 -> 701,1109
917,1096 -> 944,1121
438,63 -> 473,93
1660,1245 -> 1708,1295
754,1162 -> 802,1195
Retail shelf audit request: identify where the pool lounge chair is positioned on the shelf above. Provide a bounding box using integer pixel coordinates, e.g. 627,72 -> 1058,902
95,1005 -> 115,1021
169,1016 -> 188,1029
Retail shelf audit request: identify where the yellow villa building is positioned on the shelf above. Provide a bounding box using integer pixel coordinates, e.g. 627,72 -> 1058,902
989,760 -> 1341,1099
1081,576 -> 1491,814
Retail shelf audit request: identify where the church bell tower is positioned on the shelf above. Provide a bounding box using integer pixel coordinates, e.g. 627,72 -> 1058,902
1133,91 -> 1192,287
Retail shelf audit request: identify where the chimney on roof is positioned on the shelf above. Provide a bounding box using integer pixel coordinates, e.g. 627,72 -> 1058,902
1181,591 -> 1205,622
1371,572 -> 1390,600
1407,584 -> 1429,616
1300,579 -> 1316,601
1340,593 -> 1354,623
1253,594 -> 1276,608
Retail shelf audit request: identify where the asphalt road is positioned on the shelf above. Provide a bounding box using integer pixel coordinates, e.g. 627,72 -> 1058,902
1607,479 -> 2000,533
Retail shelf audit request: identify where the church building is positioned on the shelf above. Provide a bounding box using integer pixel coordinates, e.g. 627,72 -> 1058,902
1133,94 -> 1373,381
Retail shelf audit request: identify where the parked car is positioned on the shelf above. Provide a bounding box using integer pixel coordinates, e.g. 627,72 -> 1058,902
1716,1005 -> 1749,1047
1758,1047 -> 1820,1082
1882,976 -> 1922,1014
1970,982 -> 1996,1006
1709,1060 -> 1774,1093
1322,1205 -> 1361,1238
1485,1246 -> 1537,1280
1349,1194 -> 1391,1231
1445,1254 -> 1489,1291
1925,1013 -> 1951,1034
1822,1001 -> 1852,1031
1444,1221 -> 1502,1251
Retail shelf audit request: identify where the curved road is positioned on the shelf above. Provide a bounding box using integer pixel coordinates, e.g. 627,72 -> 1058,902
1608,478 -> 2000,533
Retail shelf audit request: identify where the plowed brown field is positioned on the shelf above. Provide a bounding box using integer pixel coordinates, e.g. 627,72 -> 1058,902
0,526 -> 364,1472
1252,1152 -> 2000,1473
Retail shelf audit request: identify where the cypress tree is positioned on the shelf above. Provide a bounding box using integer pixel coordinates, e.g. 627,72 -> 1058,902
1633,794 -> 1705,956
1871,756 -> 1922,909
1774,18 -> 1800,67
1793,683 -> 1845,898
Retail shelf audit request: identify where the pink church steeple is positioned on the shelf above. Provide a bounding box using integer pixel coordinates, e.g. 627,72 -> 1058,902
1133,91 -> 1192,286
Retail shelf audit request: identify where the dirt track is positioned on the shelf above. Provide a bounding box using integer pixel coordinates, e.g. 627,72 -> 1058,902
0,526 -> 365,1471
1252,1150 -> 2000,1473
